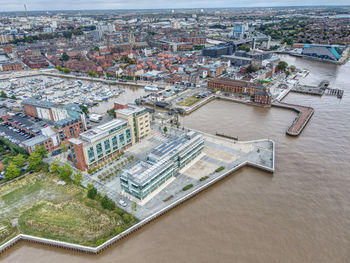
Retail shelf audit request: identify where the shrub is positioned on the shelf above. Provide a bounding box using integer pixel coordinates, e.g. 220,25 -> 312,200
183,184 -> 193,191
101,195 -> 115,210
199,176 -> 209,181
115,208 -> 124,216
215,166 -> 225,173
87,187 -> 97,200
122,213 -> 133,224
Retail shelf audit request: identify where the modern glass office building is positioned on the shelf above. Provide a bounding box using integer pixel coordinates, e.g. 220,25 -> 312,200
120,131 -> 204,200
69,119 -> 132,171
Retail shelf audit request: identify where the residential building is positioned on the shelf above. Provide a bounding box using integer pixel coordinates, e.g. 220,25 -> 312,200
114,103 -> 150,144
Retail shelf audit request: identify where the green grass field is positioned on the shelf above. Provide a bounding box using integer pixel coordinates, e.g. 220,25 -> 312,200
0,173 -> 137,246
177,96 -> 201,107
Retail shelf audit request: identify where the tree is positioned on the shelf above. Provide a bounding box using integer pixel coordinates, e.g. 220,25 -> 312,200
88,71 -> 97,77
79,104 -> 89,115
56,65 -> 62,71
238,45 -> 250,52
285,70 -> 291,77
28,152 -> 43,172
163,126 -> 167,133
107,108 -> 115,116
62,68 -> 70,74
290,65 -> 296,72
63,31 -> 72,39
87,186 -> 97,199
60,143 -> 68,154
72,170 -> 83,185
12,154 -> 26,168
50,158 -> 60,175
278,61 -> 288,71
61,53 -> 70,62
58,163 -> 72,181
6,162 -> 20,180
34,145 -> 47,159
0,91 -> 7,98
106,72 -> 110,79
10,95 -> 16,100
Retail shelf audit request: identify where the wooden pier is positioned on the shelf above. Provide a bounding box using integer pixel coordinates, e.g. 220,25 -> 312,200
272,101 -> 314,136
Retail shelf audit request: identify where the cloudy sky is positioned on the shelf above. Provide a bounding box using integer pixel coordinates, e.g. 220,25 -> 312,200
1,0 -> 348,12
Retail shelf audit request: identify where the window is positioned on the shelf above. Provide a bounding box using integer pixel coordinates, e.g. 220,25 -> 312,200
126,129 -> 131,143
119,132 -> 125,146
87,147 -> 95,163
112,135 -> 118,150
96,143 -> 103,159
104,139 -> 111,154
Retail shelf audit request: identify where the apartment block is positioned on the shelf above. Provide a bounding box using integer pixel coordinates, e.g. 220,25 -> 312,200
114,103 -> 150,144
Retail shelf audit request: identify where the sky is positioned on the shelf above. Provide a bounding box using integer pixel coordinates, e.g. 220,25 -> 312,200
0,0 -> 348,12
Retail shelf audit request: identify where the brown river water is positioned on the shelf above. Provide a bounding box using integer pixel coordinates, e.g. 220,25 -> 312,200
1,55 -> 350,263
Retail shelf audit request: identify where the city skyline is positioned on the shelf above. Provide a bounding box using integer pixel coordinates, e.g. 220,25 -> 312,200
1,0 -> 350,12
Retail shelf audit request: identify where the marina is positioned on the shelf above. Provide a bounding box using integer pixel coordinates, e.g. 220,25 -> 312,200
0,75 -> 123,108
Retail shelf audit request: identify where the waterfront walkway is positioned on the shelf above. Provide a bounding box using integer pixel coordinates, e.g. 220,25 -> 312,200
272,101 -> 314,136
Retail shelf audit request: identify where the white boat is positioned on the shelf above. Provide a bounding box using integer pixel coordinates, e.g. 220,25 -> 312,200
144,86 -> 159,92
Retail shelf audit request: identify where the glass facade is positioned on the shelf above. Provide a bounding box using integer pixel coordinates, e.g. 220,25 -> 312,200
104,139 -> 111,154
87,146 -> 95,163
121,134 -> 204,200
112,135 -> 118,150
96,142 -> 103,159
119,132 -> 125,146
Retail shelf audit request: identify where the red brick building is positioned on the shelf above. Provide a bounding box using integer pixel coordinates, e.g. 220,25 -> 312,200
254,87 -> 272,105
208,78 -> 257,95
0,62 -> 23,72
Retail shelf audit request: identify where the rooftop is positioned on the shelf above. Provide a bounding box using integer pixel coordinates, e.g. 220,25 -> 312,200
79,118 -> 128,143
22,135 -> 50,147
22,98 -> 56,109
116,104 -> 146,116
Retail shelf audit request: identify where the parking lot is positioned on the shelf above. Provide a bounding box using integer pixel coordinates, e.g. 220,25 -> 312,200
0,122 -> 35,145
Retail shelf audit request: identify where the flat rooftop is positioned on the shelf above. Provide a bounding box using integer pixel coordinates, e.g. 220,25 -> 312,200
80,118 -> 128,143
116,104 -> 146,116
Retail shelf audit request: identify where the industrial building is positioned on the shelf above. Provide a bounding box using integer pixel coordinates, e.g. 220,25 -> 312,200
120,131 -> 204,200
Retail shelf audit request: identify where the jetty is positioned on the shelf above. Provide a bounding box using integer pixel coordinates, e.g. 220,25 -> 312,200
272,101 -> 314,136
292,80 -> 344,98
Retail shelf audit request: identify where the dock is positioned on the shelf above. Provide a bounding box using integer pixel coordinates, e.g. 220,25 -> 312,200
291,80 -> 344,98
272,101 -> 314,136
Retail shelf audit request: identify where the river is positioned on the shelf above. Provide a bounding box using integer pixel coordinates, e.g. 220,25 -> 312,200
1,55 -> 350,263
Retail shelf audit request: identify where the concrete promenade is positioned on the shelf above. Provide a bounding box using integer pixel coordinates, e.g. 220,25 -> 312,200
0,134 -> 275,255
